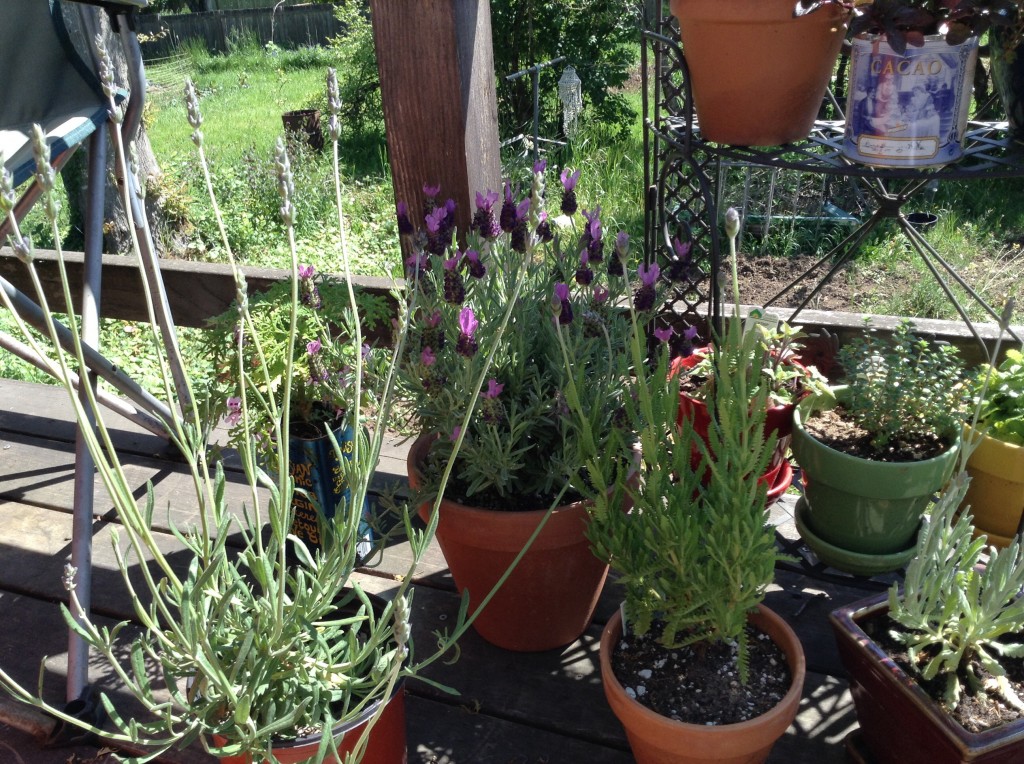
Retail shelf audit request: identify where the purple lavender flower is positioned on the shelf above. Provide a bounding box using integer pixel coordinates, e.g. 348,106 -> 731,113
535,211 -> 553,243
653,326 -> 675,344
499,182 -> 518,233
423,183 -> 441,198
575,251 -> 594,286
665,237 -> 695,282
450,425 -> 462,442
298,264 -> 322,308
560,168 -> 580,216
425,206 -> 450,256
472,190 -> 501,240
443,253 -> 466,304
634,262 -> 661,312
307,340 -> 328,383
510,198 -> 531,253
404,250 -> 430,281
581,208 -> 604,262
421,347 -> 436,367
534,159 -> 547,175
606,229 -> 626,277
225,396 -> 242,426
482,378 -> 504,398
680,324 -> 700,357
438,198 -> 457,247
465,249 -> 486,279
553,282 -> 574,325
396,201 -> 414,236
593,285 -> 609,304
455,307 -> 479,357
479,378 -> 506,424
421,309 -> 445,351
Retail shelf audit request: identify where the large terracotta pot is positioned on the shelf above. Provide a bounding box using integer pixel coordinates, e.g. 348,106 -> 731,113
407,434 -> 609,652
668,0 -> 848,146
600,604 -> 805,764
791,388 -> 960,565
831,592 -> 1024,763
961,424 -> 1024,549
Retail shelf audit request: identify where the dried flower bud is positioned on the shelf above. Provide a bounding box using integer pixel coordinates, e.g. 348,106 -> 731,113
31,125 -> 60,222
724,207 -> 741,240
274,138 -> 296,226
184,79 -> 204,147
0,158 -> 15,215
326,68 -> 342,141
94,35 -> 115,101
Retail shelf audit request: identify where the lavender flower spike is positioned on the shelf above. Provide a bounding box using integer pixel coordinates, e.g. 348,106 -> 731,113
638,262 -> 661,286
653,326 -> 675,343
482,379 -> 505,399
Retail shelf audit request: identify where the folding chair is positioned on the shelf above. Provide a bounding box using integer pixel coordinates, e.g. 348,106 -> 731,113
0,0 -> 190,716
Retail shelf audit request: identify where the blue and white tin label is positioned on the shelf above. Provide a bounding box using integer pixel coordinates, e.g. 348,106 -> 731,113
843,35 -> 978,167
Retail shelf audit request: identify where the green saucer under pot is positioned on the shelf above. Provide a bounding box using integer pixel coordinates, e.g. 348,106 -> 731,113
791,388 -> 960,558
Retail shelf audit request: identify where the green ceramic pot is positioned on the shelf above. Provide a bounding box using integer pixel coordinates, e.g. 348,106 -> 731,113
791,388 -> 960,557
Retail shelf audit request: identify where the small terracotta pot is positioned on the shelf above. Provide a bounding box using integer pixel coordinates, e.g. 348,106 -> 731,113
213,683 -> 407,764
407,434 -> 609,652
668,0 -> 848,146
831,592 -> 1024,763
600,604 -> 805,764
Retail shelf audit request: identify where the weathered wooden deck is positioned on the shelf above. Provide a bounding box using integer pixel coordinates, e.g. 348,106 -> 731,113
0,377 -> 892,763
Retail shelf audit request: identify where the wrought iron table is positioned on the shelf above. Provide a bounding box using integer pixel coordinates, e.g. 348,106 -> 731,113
642,13 -> 1024,357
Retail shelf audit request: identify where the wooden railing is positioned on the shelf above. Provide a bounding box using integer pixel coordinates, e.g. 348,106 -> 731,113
1,248 -> 1019,372
0,247 -> 397,339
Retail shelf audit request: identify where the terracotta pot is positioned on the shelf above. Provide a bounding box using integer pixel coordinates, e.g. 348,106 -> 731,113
407,434 -> 609,652
600,604 -> 805,764
791,388 -> 960,561
831,592 -> 1024,763
961,424 -> 1024,549
668,0 -> 848,146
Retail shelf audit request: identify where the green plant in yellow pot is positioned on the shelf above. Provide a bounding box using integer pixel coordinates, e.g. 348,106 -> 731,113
961,346 -> 1024,549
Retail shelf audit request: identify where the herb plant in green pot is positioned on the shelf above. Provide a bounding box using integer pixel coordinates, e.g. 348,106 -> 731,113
0,69 -> 483,763
960,347 -> 1024,549
561,210 -> 805,764
791,321 -> 966,575
400,165 -> 649,652
830,467 -> 1024,763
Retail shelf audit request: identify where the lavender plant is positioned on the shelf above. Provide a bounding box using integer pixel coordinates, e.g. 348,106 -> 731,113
888,470 -> 1024,712
838,319 -> 966,449
399,165 -> 659,508
559,210 -> 783,684
0,61 -> 500,763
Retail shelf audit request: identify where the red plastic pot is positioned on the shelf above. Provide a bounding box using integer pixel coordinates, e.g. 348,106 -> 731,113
407,434 -> 610,652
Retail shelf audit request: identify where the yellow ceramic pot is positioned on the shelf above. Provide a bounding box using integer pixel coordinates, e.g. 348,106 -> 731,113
961,424 -> 1024,548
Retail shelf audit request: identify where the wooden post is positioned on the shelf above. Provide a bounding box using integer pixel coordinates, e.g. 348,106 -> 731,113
370,0 -> 501,241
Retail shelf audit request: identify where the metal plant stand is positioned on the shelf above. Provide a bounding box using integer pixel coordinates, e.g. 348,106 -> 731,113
642,0 -> 1024,359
